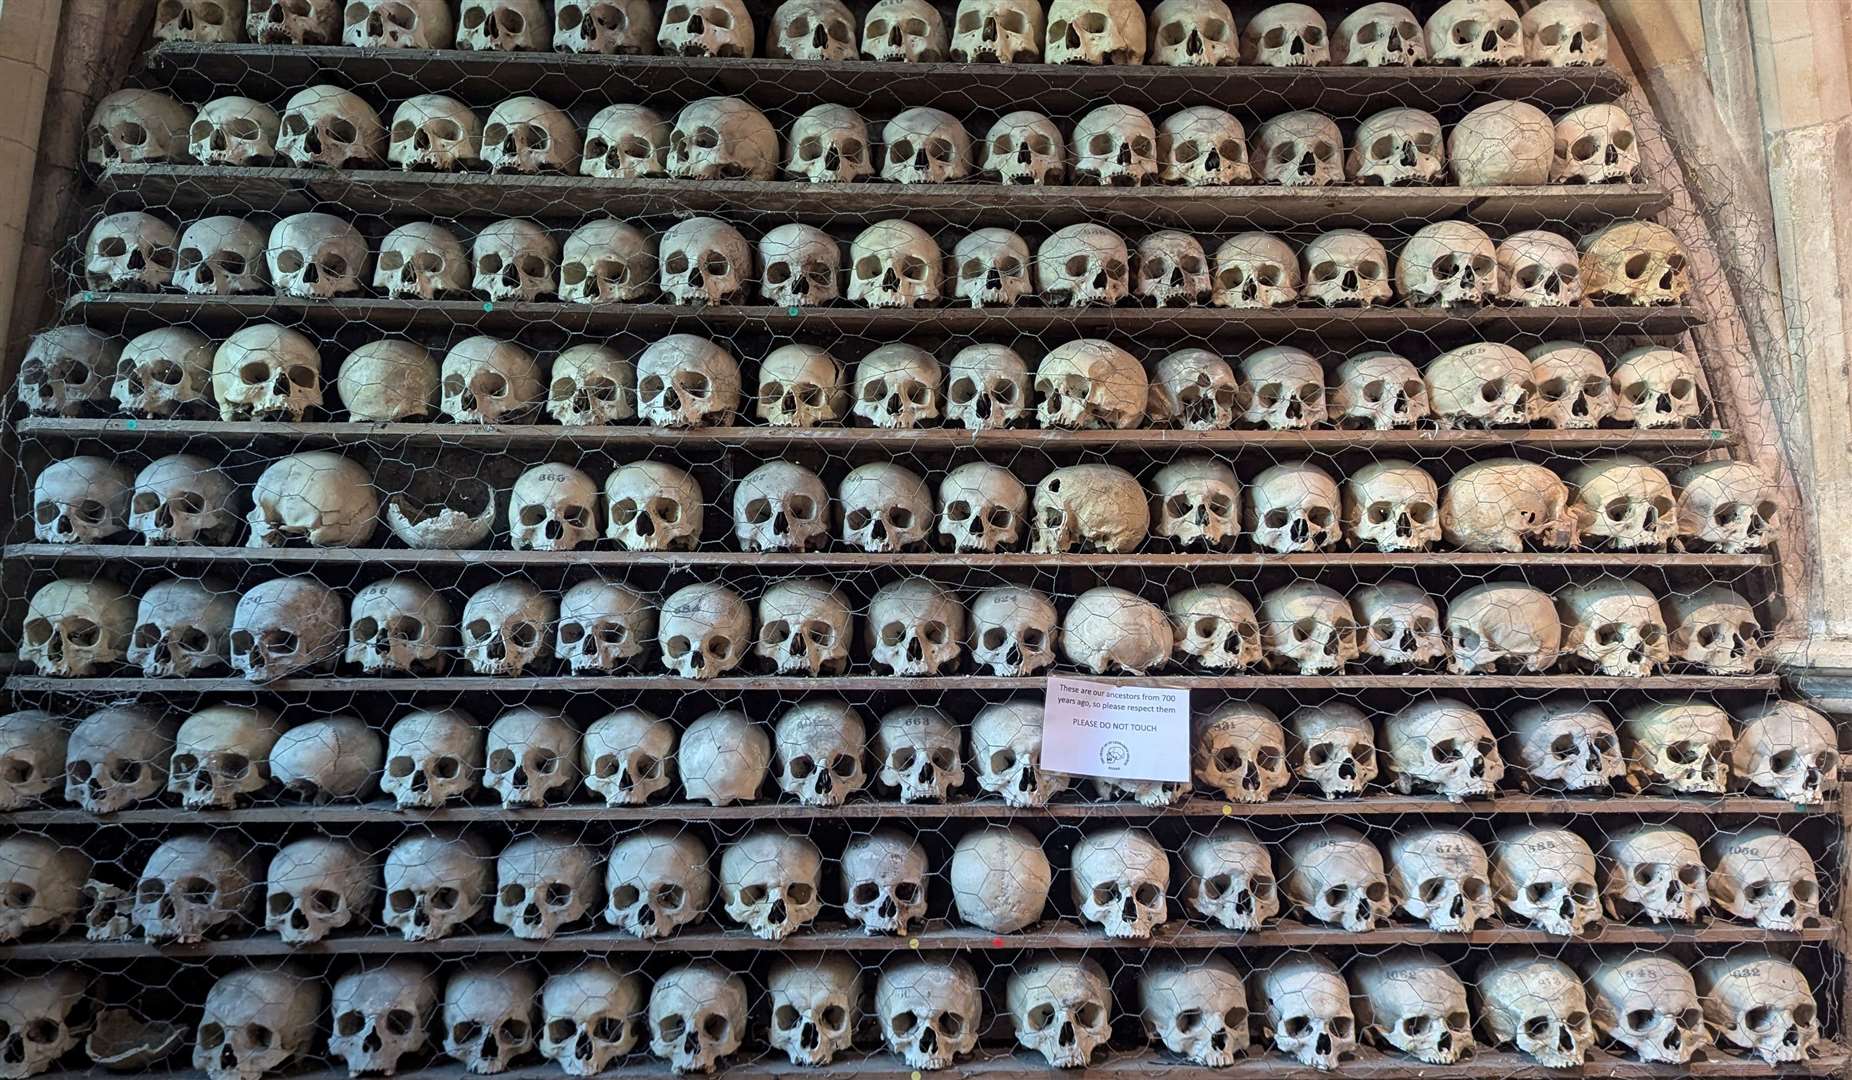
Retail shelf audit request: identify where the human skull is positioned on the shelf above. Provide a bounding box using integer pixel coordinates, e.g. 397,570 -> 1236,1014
1254,955 -> 1357,1070
944,344 -> 1028,428
559,219 -> 654,304
63,707 -> 174,813
546,344 -> 636,426
1441,459 -> 1578,550
853,344 -> 942,428
1139,958 -> 1248,1068
1193,702 -> 1287,798
952,0 -> 1044,60
1169,585 -> 1261,670
1622,699 -> 1734,793
1445,582 -> 1560,674
342,577 -> 452,677
471,218 -> 558,301
383,833 -> 491,942
1243,2 -> 1328,64
129,579 -> 235,678
1507,698 -> 1623,791
388,94 -> 482,171
770,0 -> 857,58
264,836 -> 375,944
168,704 -> 283,810
583,103 -> 669,177
1351,582 -> 1445,669
657,0 -> 752,55
1061,586 -> 1172,674
1148,350 -> 1237,430
1568,456 -> 1677,551
461,580 -> 556,676
1708,828 -> 1823,930
839,462 -> 933,552
246,450 -> 379,548
579,708 -> 674,805
344,0 -> 455,46
1347,107 -> 1443,186
1448,100 -> 1554,184
1613,345 -> 1703,426
1427,0 -> 1522,64
951,825 -> 1051,930
1007,956 -> 1113,1068
981,110 -> 1065,184
130,455 -> 238,545
719,828 -> 822,939
862,0 -> 949,59
1526,341 -> 1612,427
84,211 -> 177,292
604,828 -> 712,937
133,833 -> 260,942
1558,577 -> 1670,677
1397,221 -> 1496,306
194,966 -> 321,1080
772,699 -> 867,806
873,706 -> 964,802
271,715 -> 382,803
757,223 -> 840,307
603,463 -> 705,552
786,104 -> 874,182
882,107 -> 972,184
211,324 -> 322,422
668,96 -> 776,180
1070,828 -> 1169,938
636,334 -> 741,425
755,579 -> 852,676
1239,346 -> 1327,428
1034,339 -> 1145,428
1334,2 -> 1424,64
1036,224 -> 1132,304
267,212 -> 368,298
1382,697 -> 1505,799
1494,230 -> 1582,307
339,338 -> 440,420
1213,231 -> 1301,306
1386,829 -> 1493,932
484,707 -> 579,808
87,89 -> 195,167
555,579 -> 655,674
1341,462 -> 1439,552
555,0 -> 655,50
1677,461 -> 1780,552
0,834 -> 88,944
755,344 -> 846,427
1524,0 -> 1609,65
1156,106 -> 1248,185
1281,826 -> 1389,931
970,588 -> 1057,677
509,463 -> 600,551
1582,220 -> 1691,305
330,962 -> 440,1078
442,965 -> 538,1074
1071,105 -> 1157,186
1554,103 -> 1640,185
1302,230 -> 1394,306
31,457 -> 132,544
1259,582 -> 1358,673
19,327 -> 120,418
1180,827 -> 1279,928
1134,231 -> 1210,306
972,701 -> 1069,806
1286,704 -> 1377,797
768,957 -> 859,1066
279,86 -> 384,168
190,95 -> 281,166
659,218 -> 751,304
1246,461 -> 1341,552
1331,351 -> 1427,429
1588,955 -> 1707,1063
1254,111 -> 1343,185
228,576 -> 345,681
1358,954 -> 1482,1070
1733,700 -> 1839,802
494,833 -> 598,940
680,710 -> 769,805
383,709 -> 483,810
21,578 -> 135,677
938,462 -> 1026,552
1147,0 -> 1234,64
174,216 -> 268,296
1045,0 -> 1145,63
660,582 -> 751,679
868,579 -> 965,675
250,0 -> 340,42
459,0 -> 549,50
842,829 -> 928,934
1698,953 -> 1821,1065
875,960 -> 982,1070
1491,823 -> 1599,935
1601,822 -> 1707,923
952,228 -> 1032,307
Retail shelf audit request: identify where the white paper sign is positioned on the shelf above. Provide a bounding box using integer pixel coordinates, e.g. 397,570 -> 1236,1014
1040,675 -> 1191,782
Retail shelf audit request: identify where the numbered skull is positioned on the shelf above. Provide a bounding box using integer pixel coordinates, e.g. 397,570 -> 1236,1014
1387,829 -> 1494,932
660,582 -> 751,679
1192,701 -> 1287,799
874,705 -> 965,802
1353,950 -> 1474,1063
1708,828 -> 1823,931
1588,954 -> 1707,1063
228,577 -> 345,681
1491,824 -> 1600,935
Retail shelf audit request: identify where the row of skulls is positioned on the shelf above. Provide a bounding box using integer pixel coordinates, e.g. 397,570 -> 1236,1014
2,693 -> 1830,819
98,81 -> 1640,192
77,208 -> 1693,310
156,0 -> 1613,70
21,325 -> 1715,440
12,569 -> 1775,681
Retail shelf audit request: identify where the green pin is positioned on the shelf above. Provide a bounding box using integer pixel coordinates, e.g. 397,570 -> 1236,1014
787,305 -> 800,317
124,419 -> 138,431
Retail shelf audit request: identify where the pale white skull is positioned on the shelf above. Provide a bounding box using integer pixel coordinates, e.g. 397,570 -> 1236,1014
1348,107 -> 1443,185
1677,460 -> 1780,552
970,588 -> 1057,677
485,707 -> 579,808
194,966 -> 321,1080
31,456 -> 132,544
972,701 -> 1068,807
758,223 -> 840,306
1035,339 -> 1146,428
1259,581 -> 1358,673
786,104 -> 874,182
605,462 -> 704,552
862,0 -> 949,59
854,343 -> 942,428
559,219 -> 654,304
768,957 -> 859,1066
720,828 -> 823,939
1708,827 -> 1823,930
1527,341 -> 1612,427
279,85 -> 384,168
1071,828 -> 1169,937
770,0 -> 857,58
1008,956 -> 1113,1068
547,344 -> 636,426
1168,585 -> 1261,669
246,450 -> 379,548
130,454 -> 238,544
461,580 -> 557,676
1524,0 -> 1609,66
483,95 -> 581,173
839,462 -> 933,552
660,582 -> 751,678
250,0 -> 340,42
1698,953 -> 1821,1065
1495,229 -> 1582,306
21,578 -> 136,677
383,709 -> 483,810
1446,582 -> 1561,673
1382,696 -> 1505,799
1302,230 -> 1394,306
1341,462 -> 1439,552
1180,827 -> 1280,928
443,965 -> 538,1074
1427,0 -> 1523,65
1333,350 -> 1427,429
1071,105 -> 1157,185
951,0 -> 1044,61
264,836 -> 375,943
471,218 -> 558,302
1354,949 -> 1474,1064
1569,455 -> 1677,549
84,211 -> 177,292
1622,699 -> 1734,794
1440,458 -> 1578,550
1558,577 -> 1670,676
883,107 -> 972,183
1733,700 -> 1839,802
1334,2 -> 1425,64
0,834 -> 87,944
1387,829 -> 1493,932
1148,349 -> 1237,430
1582,220 -> 1691,305
63,707 -> 173,813
1254,110 -> 1343,185
1148,0 -> 1235,64
495,833 -> 598,940
1397,221 -> 1496,306
583,103 -> 669,177
383,833 -> 491,942
875,960 -> 982,1070
1211,231 -> 1301,303
267,212 -> 368,298
938,462 -> 1026,552
1193,701 -> 1287,798
1061,586 -> 1172,674
756,579 -> 852,676
229,576 -> 345,681
952,228 -> 1032,307
772,699 -> 868,806
1240,345 -> 1327,428
1135,231 -> 1210,305
510,463 -> 600,551
87,89 -> 195,167
657,0 -> 753,55
190,95 -> 282,166
212,323 -> 323,422
1287,703 -> 1378,797
659,218 -> 751,304
1613,346 -> 1703,426
1281,826 -> 1389,931
1352,582 -> 1445,668
388,94 -> 482,171
680,709 -> 769,805
842,829 -> 928,934
756,344 -> 847,426
1491,823 -> 1599,935
339,338 -> 440,419
344,577 -> 452,675
946,344 -> 1029,428
330,963 -> 440,1078
556,579 -> 655,674
1045,0 -> 1146,63
270,715 -> 381,803
169,705 -> 284,810
1246,461 -> 1341,552
636,334 -> 741,425
873,706 -> 964,802
1036,224 -> 1132,304
1157,106 -> 1248,184
1254,955 -> 1357,1070
583,708 -> 674,804
648,966 -> 745,1073
868,578 -> 965,675
133,833 -> 260,943
344,0 -> 456,46
1140,958 -> 1249,1068
1448,100 -> 1554,185
459,0 -> 548,49
174,216 -> 268,296
1602,822 -> 1707,923
1508,698 -> 1623,790
1243,2 -> 1329,64
981,110 -> 1065,184
19,326 -> 121,418
604,828 -> 712,937
668,96 -> 776,180
951,824 -> 1051,930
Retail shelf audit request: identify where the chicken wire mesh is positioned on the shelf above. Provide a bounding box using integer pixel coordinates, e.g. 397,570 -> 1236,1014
0,0 -> 1838,1077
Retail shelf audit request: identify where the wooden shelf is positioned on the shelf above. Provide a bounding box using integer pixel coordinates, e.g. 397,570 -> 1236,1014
142,43 -> 1632,115
13,418 -> 1740,452
61,294 -> 1706,339
2,794 -> 1823,827
96,166 -> 1670,232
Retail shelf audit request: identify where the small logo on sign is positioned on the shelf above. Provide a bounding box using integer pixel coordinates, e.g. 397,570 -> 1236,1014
1100,741 -> 1130,770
